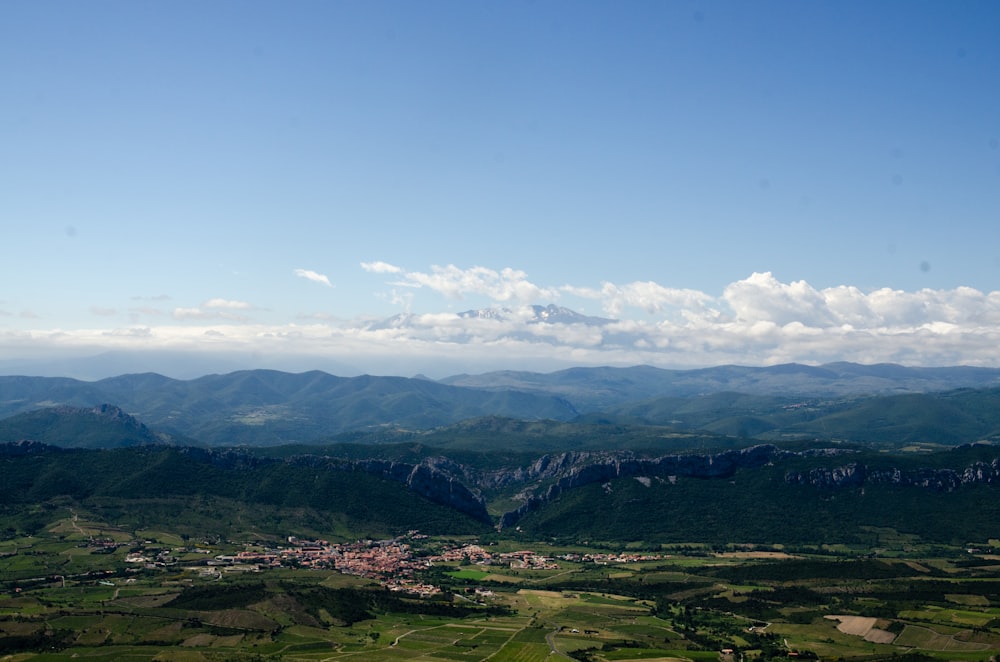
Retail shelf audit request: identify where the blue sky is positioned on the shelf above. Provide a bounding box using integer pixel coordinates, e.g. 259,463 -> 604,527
2,1 -> 1000,377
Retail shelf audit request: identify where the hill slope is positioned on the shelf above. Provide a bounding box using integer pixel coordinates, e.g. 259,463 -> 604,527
0,442 -> 490,538
0,370 -> 578,446
4,440 -> 999,546
603,387 -> 1000,445
4,363 -> 1000,448
0,404 -> 173,448
441,362 -> 1000,408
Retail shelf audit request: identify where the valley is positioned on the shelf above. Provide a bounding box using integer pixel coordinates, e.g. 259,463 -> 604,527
2,363 -> 1000,660
3,511 -> 1000,661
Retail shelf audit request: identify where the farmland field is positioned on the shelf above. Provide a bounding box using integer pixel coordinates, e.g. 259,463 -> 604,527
3,518 -> 1000,661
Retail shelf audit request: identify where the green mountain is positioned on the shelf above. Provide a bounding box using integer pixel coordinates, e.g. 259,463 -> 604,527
5,438 -> 999,546
0,404 -> 176,448
5,363 -> 1000,448
0,370 -> 578,446
0,442 -> 490,539
531,473 -> 999,546
334,415 -> 747,453
603,387 -> 1000,446
769,388 -> 1000,444
440,362 -> 1000,408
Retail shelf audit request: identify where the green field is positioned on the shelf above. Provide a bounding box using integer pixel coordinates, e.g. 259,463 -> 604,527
2,516 -> 1000,662
447,568 -> 492,581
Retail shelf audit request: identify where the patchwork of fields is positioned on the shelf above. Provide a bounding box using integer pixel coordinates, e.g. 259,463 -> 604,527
2,511 -> 1000,660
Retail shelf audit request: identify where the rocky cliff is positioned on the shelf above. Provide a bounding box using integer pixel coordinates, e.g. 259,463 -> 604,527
496,444 -> 786,529
785,459 -> 1000,491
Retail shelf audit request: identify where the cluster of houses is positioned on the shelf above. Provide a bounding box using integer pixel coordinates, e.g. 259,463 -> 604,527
199,536 -> 440,594
183,537 -> 570,594
555,551 -> 666,564
428,545 -> 559,570
124,546 -> 200,568
422,543 -> 666,570
119,533 -> 667,597
428,543 -> 560,570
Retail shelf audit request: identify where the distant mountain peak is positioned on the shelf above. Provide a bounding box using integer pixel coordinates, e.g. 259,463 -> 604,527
366,304 -> 614,332
457,304 -> 614,326
527,304 -> 614,326
457,307 -> 508,321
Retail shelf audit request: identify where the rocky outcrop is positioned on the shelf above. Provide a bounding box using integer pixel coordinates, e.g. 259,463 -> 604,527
0,439 -> 60,456
156,444 -> 1000,530
86,403 -> 143,424
0,404 -> 172,448
404,463 -> 491,524
285,455 -> 492,524
475,451 -> 589,489
497,444 -> 786,530
784,459 -> 1000,491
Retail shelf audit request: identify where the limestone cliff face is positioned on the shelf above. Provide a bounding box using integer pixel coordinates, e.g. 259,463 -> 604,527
475,451 -> 586,489
293,445 -> 788,530
149,444 -> 1000,531
345,458 -> 491,523
404,463 -> 492,523
784,459 -> 1000,491
496,444 -> 786,530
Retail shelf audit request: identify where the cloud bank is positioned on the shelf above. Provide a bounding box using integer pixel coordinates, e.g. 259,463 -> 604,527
5,266 -> 1000,377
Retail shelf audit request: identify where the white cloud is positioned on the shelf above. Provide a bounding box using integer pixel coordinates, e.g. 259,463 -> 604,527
335,263 -> 1000,370
204,298 -> 253,310
172,305 -> 250,323
294,268 -> 333,287
723,272 -> 836,326
577,281 -> 716,318
129,306 -> 165,317
374,264 -> 559,303
361,261 -> 403,274
388,288 -> 414,311
8,268 -> 1000,377
173,307 -> 208,320
102,327 -> 153,338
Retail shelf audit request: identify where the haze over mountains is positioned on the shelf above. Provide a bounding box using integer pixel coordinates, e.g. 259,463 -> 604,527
0,304 -> 621,380
0,305 -> 610,381
10,298 -> 1000,383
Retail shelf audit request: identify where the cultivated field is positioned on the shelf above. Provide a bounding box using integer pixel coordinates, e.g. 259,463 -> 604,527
3,516 -> 1000,660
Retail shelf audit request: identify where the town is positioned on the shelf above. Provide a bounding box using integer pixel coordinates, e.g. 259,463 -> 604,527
116,532 -> 668,597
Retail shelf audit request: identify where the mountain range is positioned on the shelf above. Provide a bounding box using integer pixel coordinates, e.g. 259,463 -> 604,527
4,361 -> 1000,546
3,362 -> 1000,448
4,437 -> 999,545
6,303 -> 1000,381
